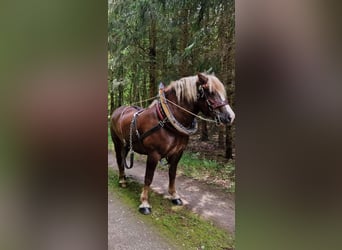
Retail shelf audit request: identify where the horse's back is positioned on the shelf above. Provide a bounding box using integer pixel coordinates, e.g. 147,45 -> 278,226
110,105 -> 144,136
111,106 -> 143,121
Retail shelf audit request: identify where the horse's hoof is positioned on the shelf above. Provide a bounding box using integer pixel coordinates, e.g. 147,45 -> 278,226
171,198 -> 183,206
139,207 -> 152,215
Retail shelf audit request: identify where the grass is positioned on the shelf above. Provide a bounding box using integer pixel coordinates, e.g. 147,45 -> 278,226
178,152 -> 235,193
108,168 -> 234,250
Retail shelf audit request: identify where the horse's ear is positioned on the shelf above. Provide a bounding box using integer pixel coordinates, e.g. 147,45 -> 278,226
197,73 -> 208,85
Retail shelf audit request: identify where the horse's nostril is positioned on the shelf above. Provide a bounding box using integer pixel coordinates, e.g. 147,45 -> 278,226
225,114 -> 231,122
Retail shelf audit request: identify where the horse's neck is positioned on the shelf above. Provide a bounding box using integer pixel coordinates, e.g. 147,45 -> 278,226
165,90 -> 198,127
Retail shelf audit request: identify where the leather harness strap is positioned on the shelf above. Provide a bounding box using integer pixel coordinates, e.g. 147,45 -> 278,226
131,104 -> 168,143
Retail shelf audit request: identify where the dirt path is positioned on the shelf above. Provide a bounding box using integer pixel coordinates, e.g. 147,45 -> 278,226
108,191 -> 178,250
108,152 -> 235,234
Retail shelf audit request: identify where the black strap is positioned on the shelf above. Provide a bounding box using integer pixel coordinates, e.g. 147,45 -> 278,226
139,119 -> 167,141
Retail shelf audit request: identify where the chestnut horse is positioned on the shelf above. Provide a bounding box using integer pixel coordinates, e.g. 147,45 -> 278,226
110,73 -> 235,214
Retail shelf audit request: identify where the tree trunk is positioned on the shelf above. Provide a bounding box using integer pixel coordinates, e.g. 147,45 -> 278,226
148,16 -> 157,100
179,7 -> 189,76
142,73 -> 147,107
118,84 -> 123,107
110,89 -> 114,115
200,120 -> 208,141
218,126 -> 224,146
218,1 -> 235,159
109,69 -> 114,115
132,63 -> 138,104
225,124 -> 233,159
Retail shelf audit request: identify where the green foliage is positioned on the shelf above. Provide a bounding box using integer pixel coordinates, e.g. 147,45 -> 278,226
108,169 -> 234,249
108,0 -> 235,110
108,126 -> 114,151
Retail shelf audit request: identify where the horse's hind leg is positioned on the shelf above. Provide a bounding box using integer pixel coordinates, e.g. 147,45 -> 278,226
139,152 -> 160,215
111,128 -> 128,187
168,152 -> 184,205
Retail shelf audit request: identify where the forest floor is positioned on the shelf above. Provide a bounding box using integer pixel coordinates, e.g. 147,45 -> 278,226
184,133 -> 235,191
108,151 -> 235,234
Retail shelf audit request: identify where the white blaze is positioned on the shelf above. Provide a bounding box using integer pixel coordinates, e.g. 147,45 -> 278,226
225,104 -> 235,124
219,93 -> 235,124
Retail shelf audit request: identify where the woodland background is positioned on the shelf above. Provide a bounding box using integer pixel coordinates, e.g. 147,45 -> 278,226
108,0 -> 235,159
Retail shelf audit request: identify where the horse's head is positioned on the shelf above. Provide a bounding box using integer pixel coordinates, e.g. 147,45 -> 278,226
196,73 -> 235,125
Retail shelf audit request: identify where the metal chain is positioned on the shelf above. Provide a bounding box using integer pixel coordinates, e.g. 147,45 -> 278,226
129,113 -> 135,154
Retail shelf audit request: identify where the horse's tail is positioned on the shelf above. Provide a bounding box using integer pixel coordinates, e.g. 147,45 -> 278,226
110,114 -> 133,169
110,117 -> 131,169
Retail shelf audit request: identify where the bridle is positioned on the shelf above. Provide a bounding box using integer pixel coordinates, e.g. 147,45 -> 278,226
197,84 -> 228,124
156,81 -> 229,136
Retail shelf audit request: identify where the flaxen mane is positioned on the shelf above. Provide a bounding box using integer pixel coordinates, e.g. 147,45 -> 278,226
165,73 -> 227,103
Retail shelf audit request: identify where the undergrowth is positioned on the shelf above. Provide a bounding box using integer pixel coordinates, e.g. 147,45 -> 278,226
178,152 -> 235,192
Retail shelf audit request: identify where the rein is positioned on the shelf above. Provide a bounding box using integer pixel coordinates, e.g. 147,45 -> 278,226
128,95 -> 159,106
125,91 -> 219,125
163,97 -> 219,124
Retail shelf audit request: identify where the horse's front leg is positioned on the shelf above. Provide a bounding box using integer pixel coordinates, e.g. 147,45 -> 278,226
139,153 -> 160,215
168,152 -> 183,206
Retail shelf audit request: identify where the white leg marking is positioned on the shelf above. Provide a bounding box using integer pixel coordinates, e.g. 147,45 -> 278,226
171,193 -> 180,200
139,201 -> 151,208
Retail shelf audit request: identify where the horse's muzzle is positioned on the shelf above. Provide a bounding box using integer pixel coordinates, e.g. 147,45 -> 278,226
216,113 -> 231,125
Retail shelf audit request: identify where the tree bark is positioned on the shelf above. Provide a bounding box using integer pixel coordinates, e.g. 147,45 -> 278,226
218,126 -> 224,146
142,73 -> 147,107
200,120 -> 209,141
179,7 -> 189,76
148,16 -> 157,100
132,63 -> 139,104
110,89 -> 114,115
218,1 -> 235,159
109,69 -> 114,115
225,124 -> 233,159
118,84 -> 123,107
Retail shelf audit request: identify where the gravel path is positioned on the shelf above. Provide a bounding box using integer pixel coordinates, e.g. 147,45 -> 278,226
108,191 -> 178,250
108,152 -> 235,234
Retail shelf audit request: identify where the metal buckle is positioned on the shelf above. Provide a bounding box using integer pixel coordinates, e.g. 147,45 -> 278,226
159,120 -> 165,127
159,118 -> 168,127
214,115 -> 221,126
207,100 -> 213,111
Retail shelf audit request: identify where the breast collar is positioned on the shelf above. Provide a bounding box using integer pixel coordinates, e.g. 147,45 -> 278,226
156,101 -> 167,121
156,87 -> 198,136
